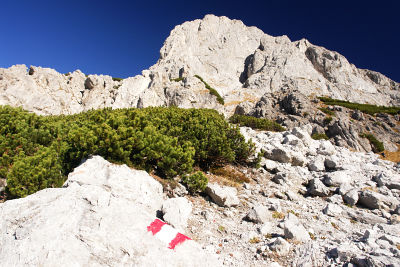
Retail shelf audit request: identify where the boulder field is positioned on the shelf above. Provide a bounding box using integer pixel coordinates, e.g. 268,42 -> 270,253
1,127 -> 399,266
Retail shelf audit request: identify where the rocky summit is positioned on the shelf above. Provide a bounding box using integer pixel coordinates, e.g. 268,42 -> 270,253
1,14 -> 400,266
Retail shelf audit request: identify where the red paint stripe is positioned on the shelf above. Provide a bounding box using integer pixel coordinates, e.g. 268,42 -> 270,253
168,232 -> 191,249
147,219 -> 167,235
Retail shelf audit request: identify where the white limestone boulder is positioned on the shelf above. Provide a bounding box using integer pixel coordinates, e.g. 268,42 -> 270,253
0,156 -> 219,266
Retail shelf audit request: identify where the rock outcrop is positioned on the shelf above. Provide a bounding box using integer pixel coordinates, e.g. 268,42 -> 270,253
0,156 -> 218,266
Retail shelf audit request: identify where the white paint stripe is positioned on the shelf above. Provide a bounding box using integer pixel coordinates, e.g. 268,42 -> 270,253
154,224 -> 179,244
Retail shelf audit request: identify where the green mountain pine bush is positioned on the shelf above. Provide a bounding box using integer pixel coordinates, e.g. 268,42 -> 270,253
181,171 -> 208,193
318,97 -> 400,115
228,115 -> 285,132
0,106 -> 256,199
359,133 -> 385,152
194,75 -> 224,105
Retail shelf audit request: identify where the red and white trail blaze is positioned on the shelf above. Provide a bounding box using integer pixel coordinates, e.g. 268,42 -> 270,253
147,219 -> 191,249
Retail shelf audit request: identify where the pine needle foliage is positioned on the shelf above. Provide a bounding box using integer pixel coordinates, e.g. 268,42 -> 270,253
311,133 -> 329,140
318,107 -> 335,116
181,171 -> 208,193
319,97 -> 400,115
0,106 -> 256,199
229,115 -> 285,132
170,77 -> 184,82
194,75 -> 224,105
359,133 -> 384,152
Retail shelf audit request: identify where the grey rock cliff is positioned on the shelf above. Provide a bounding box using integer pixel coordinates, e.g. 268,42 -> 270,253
1,14 -> 398,116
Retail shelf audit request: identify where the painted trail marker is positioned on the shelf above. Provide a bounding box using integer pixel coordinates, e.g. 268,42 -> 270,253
147,219 -> 191,249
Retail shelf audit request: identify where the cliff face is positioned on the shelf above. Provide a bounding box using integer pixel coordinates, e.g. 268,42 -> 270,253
1,14 -> 398,116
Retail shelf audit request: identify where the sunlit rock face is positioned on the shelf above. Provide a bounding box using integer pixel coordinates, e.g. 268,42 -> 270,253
0,156 -> 219,266
1,14 -> 398,116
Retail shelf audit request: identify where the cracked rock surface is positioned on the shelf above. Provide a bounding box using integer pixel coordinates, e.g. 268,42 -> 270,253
0,156 -> 219,266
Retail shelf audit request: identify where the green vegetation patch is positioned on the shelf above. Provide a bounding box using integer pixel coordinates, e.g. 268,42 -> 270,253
0,106 -> 256,199
194,75 -> 224,105
311,133 -> 329,140
229,115 -> 285,132
210,165 -> 250,184
112,77 -> 123,82
318,107 -> 335,116
170,77 -> 184,82
323,116 -> 333,124
181,171 -> 208,193
319,97 -> 400,116
359,133 -> 384,152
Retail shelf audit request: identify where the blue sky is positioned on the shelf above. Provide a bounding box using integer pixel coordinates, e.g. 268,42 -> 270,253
1,0 -> 399,82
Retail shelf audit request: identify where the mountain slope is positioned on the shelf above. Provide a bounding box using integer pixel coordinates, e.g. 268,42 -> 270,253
1,14 -> 398,116
1,14 -> 399,153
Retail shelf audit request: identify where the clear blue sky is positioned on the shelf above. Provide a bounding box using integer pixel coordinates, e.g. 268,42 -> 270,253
1,0 -> 399,82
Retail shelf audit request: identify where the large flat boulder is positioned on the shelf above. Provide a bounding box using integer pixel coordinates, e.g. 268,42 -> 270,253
0,156 -> 218,266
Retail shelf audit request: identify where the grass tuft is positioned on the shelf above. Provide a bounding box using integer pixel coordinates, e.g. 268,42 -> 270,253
323,116 -> 333,124
210,166 -> 250,183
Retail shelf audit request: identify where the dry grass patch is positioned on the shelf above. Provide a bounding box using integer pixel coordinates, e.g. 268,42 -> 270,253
309,232 -> 316,240
207,173 -> 241,188
380,144 -> 400,163
224,100 -> 242,107
149,173 -> 178,191
331,222 -> 339,230
249,237 -> 261,244
243,92 -> 258,103
272,211 -> 285,220
361,186 -> 378,192
210,165 -> 250,184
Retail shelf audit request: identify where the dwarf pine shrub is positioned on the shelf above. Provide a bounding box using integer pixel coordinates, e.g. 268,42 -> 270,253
323,116 -> 333,124
0,106 -> 256,199
311,133 -> 329,140
359,133 -> 384,152
319,97 -> 400,115
194,75 -> 224,105
318,107 -> 335,116
181,171 -> 208,193
228,115 -> 285,132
